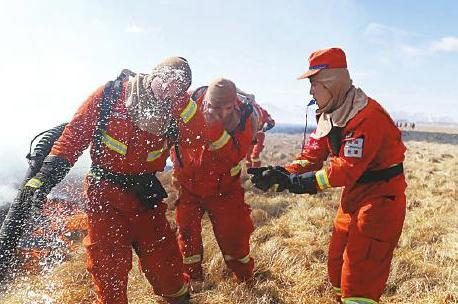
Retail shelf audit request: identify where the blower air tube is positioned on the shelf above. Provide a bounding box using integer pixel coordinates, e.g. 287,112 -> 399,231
0,123 -> 67,283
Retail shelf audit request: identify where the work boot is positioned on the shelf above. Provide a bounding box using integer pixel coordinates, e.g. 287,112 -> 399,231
227,257 -> 255,283
233,272 -> 254,284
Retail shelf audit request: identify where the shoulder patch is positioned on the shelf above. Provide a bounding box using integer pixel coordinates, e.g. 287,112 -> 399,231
343,137 -> 364,158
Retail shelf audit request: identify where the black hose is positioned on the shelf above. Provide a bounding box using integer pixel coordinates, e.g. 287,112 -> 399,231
26,123 -> 67,179
0,123 -> 67,283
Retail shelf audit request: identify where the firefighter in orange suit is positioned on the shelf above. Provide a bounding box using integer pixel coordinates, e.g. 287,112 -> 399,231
22,57 -> 219,304
249,48 -> 406,304
172,78 -> 257,283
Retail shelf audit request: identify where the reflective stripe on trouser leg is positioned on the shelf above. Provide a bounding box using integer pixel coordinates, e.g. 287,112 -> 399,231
224,253 -> 254,282
333,286 -> 342,296
224,254 -> 251,264
182,254 -> 203,280
183,254 -> 202,265
342,297 -> 378,304
174,188 -> 206,280
164,284 -> 189,298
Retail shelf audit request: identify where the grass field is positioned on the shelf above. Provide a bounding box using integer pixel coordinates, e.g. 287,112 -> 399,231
1,130 -> 457,304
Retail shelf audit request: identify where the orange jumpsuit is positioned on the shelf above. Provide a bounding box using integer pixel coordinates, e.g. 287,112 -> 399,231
49,82 -> 213,303
246,104 -> 274,168
172,89 -> 255,282
285,99 -> 406,303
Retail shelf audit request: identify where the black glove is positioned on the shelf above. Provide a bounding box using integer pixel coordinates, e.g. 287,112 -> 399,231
247,166 -> 277,188
23,155 -> 72,208
131,174 -> 168,209
248,166 -> 318,194
248,166 -> 291,192
288,172 -> 318,194
247,166 -> 270,182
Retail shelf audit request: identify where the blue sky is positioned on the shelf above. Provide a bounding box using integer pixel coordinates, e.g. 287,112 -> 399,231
0,0 -> 457,173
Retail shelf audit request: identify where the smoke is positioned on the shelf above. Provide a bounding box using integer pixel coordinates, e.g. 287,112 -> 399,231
0,182 -> 18,206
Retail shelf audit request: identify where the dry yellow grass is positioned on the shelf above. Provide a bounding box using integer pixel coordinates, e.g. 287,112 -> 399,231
1,131 -> 457,304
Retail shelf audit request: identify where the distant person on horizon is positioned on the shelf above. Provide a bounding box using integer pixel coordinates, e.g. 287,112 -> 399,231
248,47 -> 407,304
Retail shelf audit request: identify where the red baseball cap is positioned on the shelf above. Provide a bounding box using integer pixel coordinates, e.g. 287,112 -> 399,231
297,48 -> 347,80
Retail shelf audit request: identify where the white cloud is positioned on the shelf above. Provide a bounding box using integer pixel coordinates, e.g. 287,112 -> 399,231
364,22 -> 458,62
400,44 -> 428,57
126,24 -> 146,33
429,36 -> 458,52
399,36 -> 458,61
125,24 -> 161,34
364,22 -> 415,44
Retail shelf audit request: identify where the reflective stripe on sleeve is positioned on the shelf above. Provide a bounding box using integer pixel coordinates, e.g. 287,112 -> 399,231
230,163 -> 242,176
25,177 -> 44,189
291,159 -> 310,167
164,284 -> 189,298
208,130 -> 231,151
101,131 -> 127,155
146,144 -> 166,162
315,169 -> 331,190
183,254 -> 202,265
342,297 -> 378,304
180,99 -> 198,124
251,157 -> 260,162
